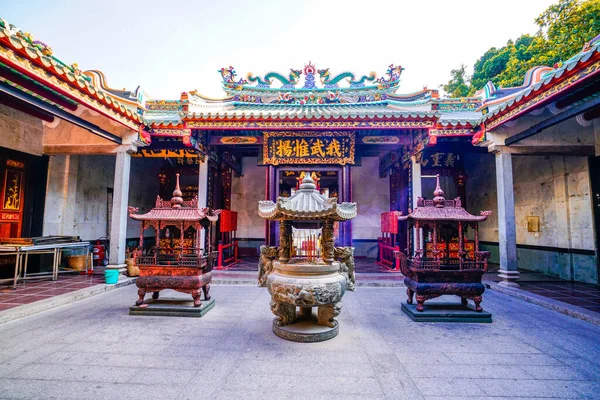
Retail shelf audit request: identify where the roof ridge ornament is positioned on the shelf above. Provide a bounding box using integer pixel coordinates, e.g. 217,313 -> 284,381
432,174 -> 445,208
219,63 -> 403,105
299,173 -> 317,191
171,173 -> 184,209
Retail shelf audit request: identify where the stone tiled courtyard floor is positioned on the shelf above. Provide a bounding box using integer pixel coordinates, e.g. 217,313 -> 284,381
518,282 -> 600,313
0,284 -> 599,399
0,274 -> 105,311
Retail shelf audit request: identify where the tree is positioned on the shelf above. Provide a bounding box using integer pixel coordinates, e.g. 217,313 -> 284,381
442,65 -> 471,98
535,0 -> 600,66
443,0 -> 600,95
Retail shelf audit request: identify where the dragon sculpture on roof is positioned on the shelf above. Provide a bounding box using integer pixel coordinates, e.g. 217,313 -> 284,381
218,63 -> 403,104
375,64 -> 404,89
317,69 -> 377,88
219,66 -> 248,89
246,69 -> 302,89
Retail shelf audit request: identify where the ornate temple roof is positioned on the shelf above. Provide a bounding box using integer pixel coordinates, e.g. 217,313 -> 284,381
398,176 -> 491,222
473,35 -> 600,138
129,174 -> 218,222
125,41 -> 600,138
258,175 -> 357,221
142,63 -> 482,131
4,13 -> 597,147
187,104 -> 437,120
0,18 -> 142,131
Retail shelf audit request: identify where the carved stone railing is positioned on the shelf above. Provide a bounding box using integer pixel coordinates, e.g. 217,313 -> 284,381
418,198 -> 461,208
135,247 -> 209,269
407,258 -> 487,271
394,250 -> 489,273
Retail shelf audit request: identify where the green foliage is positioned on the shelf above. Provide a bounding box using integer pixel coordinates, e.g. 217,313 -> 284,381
443,0 -> 600,97
442,65 -> 471,98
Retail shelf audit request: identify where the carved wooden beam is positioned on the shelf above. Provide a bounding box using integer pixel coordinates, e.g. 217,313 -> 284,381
221,151 -> 243,177
379,151 -> 400,178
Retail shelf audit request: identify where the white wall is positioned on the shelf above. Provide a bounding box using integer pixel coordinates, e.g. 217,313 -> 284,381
352,157 -> 389,240
231,157 -> 266,239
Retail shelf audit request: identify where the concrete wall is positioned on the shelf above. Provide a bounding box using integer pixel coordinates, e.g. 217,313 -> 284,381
231,157 -> 266,252
464,153 -> 498,242
0,104 -> 44,156
43,155 -> 81,237
465,152 -> 597,283
352,157 -> 389,257
126,157 -> 163,240
43,155 -> 162,243
74,156 -> 115,240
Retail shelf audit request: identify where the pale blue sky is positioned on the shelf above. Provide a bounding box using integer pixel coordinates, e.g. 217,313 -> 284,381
1,0 -> 556,99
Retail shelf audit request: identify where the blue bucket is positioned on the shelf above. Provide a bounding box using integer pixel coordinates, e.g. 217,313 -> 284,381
104,269 -> 119,284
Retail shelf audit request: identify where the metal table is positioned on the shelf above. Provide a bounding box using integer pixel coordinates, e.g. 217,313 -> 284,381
13,242 -> 91,288
0,245 -> 22,288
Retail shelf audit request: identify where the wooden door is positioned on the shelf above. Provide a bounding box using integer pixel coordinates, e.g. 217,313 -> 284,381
0,156 -> 26,238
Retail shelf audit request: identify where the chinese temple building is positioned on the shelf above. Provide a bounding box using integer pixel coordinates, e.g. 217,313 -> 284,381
1,15 -> 600,287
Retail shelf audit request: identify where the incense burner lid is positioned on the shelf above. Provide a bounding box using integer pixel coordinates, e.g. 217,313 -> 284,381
258,174 -> 357,221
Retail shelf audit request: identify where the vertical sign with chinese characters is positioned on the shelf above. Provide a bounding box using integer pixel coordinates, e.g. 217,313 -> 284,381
0,158 -> 25,238
262,131 -> 355,165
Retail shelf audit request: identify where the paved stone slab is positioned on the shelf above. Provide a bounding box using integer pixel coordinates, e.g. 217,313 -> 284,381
402,302 -> 492,323
0,285 -> 598,399
0,277 -> 136,324
129,297 -> 215,317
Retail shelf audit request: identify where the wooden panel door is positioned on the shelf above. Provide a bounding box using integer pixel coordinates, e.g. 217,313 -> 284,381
0,156 -> 26,238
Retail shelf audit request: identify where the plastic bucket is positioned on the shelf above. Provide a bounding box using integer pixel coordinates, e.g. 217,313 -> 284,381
104,269 -> 119,284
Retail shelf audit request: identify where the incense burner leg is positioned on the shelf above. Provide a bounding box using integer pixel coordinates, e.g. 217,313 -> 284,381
152,291 -> 160,300
300,307 -> 312,318
474,296 -> 483,312
406,288 -> 414,304
317,302 -> 342,328
270,300 -> 296,327
136,288 -> 146,306
416,295 -> 425,312
202,284 -> 211,300
192,289 -> 202,307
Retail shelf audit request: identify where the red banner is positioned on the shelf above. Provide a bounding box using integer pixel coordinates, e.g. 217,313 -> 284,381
380,212 -> 400,234
220,210 -> 238,233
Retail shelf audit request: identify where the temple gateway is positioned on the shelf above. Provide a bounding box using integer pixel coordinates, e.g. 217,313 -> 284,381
1,16 -> 600,289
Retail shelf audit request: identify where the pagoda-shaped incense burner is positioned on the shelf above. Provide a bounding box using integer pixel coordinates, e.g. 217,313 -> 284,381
396,175 -> 492,317
258,174 -> 357,342
128,174 -> 219,311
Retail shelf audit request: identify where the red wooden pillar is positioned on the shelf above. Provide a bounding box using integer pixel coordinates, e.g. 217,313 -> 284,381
458,221 -> 464,269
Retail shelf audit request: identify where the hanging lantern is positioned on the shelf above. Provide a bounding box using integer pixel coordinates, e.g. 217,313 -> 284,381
454,171 -> 468,187
158,170 -> 168,186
